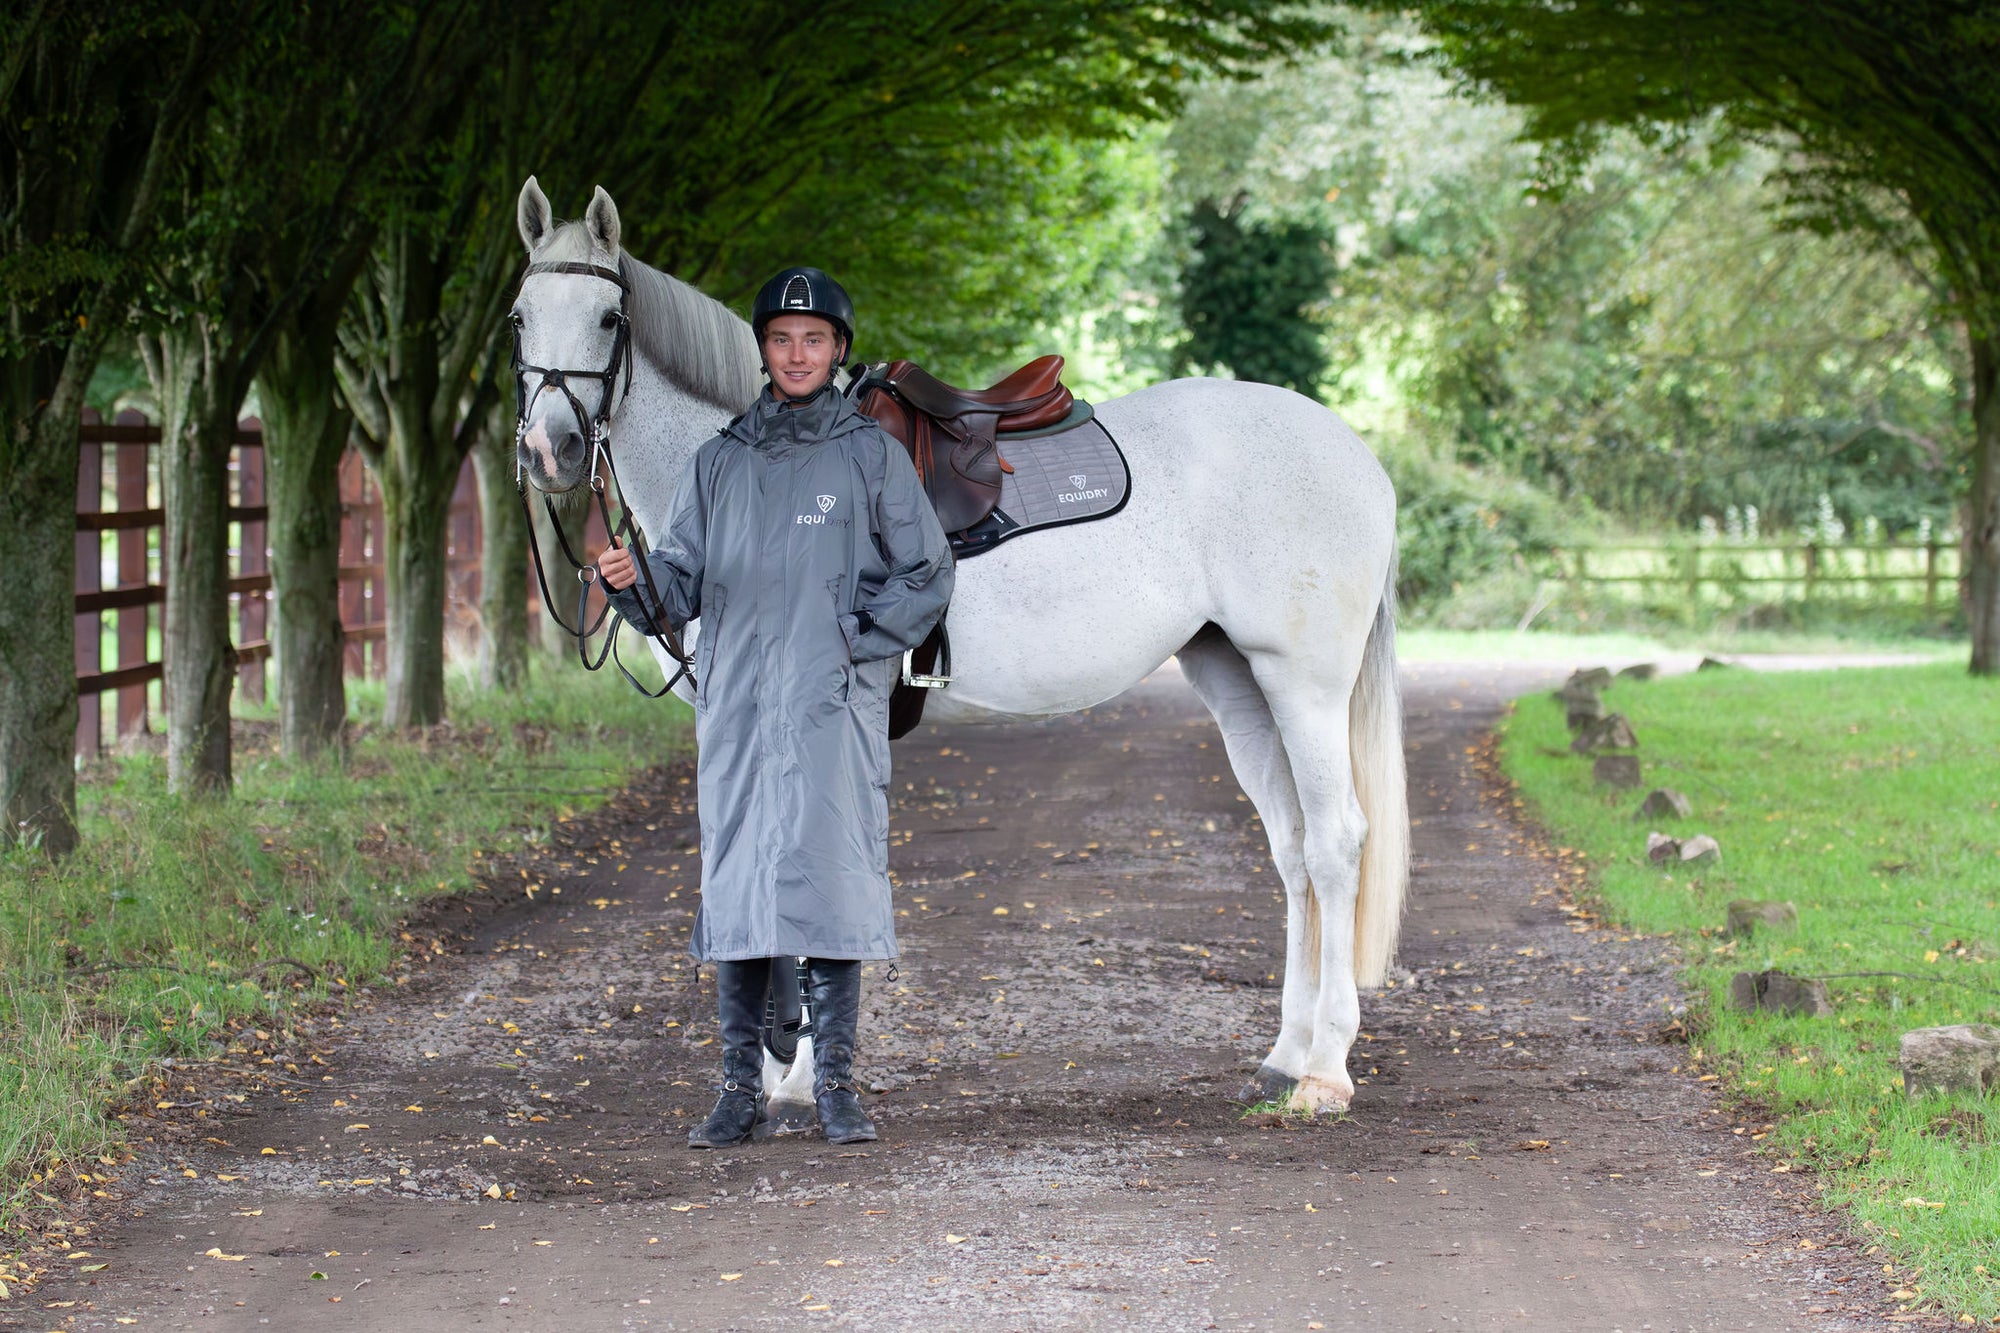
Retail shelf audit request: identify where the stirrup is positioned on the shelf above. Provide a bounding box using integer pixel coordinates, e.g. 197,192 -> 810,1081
901,624 -> 952,689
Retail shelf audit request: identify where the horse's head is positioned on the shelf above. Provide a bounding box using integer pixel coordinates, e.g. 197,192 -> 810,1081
512,177 -> 631,495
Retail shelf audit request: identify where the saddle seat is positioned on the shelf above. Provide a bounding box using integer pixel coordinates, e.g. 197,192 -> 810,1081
855,355 -> 1076,535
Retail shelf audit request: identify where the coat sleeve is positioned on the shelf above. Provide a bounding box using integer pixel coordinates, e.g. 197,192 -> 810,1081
606,444 -> 707,634
840,432 -> 954,664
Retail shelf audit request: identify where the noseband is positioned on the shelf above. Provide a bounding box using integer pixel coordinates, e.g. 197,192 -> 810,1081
513,258 -> 694,697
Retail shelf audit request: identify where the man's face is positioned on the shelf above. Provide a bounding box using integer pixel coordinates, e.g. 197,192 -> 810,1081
763,314 -> 843,400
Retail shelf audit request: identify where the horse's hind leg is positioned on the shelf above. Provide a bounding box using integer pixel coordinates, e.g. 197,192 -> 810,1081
1249,662 -> 1370,1115
1177,629 -> 1316,1104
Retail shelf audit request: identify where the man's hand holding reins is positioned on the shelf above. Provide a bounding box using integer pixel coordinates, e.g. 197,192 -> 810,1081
597,543 -> 637,591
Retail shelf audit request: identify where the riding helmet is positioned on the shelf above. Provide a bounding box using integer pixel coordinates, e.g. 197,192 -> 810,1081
751,266 -> 856,364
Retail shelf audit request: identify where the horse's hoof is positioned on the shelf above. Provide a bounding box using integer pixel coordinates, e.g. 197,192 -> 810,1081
1233,1064 -> 1294,1106
754,1099 -> 817,1140
1283,1074 -> 1353,1116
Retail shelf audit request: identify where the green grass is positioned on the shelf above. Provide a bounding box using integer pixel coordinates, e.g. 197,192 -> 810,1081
1498,662 -> 2000,1320
0,655 -> 690,1257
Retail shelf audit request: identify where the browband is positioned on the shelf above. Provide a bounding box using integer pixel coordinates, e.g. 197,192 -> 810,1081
522,260 -> 629,291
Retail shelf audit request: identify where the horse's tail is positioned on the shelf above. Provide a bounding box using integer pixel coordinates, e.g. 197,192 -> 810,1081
1350,548 -> 1409,988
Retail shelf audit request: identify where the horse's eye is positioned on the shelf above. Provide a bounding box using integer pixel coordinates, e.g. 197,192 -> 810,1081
599,311 -> 620,330
509,309 -> 524,327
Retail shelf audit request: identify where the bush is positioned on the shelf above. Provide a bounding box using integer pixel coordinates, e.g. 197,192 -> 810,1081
1384,445 -> 1580,611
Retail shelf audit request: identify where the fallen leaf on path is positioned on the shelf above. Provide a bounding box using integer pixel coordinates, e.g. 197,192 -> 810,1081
946,1235 -> 967,1245
233,1209 -> 262,1217
79,1263 -> 108,1273
720,1272 -> 743,1281
824,1259 -> 844,1266
534,1240 -> 553,1247
482,1135 -> 502,1146
478,1224 -> 496,1231
204,1248 -> 247,1262
485,1184 -> 503,1198
1517,1140 -> 1551,1151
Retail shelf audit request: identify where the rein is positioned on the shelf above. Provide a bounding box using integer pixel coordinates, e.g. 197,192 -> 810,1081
513,257 -> 695,698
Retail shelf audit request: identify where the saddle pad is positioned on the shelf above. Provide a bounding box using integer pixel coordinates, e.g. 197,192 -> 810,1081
951,415 -> 1130,559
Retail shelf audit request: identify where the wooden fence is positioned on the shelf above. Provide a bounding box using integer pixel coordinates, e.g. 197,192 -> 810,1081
72,410 -> 575,756
1551,541 -> 1962,609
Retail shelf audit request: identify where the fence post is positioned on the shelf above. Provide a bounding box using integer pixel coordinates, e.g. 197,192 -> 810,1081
115,414 -> 152,738
1924,541 -> 1940,612
236,424 -> 269,702
75,413 -> 103,757
1803,543 -> 1820,600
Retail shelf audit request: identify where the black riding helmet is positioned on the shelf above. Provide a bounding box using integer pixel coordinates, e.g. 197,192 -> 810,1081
751,266 -> 856,367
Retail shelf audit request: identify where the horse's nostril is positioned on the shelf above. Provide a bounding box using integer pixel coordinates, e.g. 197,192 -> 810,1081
556,429 -> 586,461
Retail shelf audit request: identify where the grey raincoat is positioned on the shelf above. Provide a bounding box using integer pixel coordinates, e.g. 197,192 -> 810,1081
609,384 -> 953,961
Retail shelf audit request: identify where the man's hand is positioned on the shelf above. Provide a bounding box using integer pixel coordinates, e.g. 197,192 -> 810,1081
597,543 -> 638,591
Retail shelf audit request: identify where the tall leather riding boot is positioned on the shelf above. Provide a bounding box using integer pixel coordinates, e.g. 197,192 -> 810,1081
688,958 -> 769,1148
807,959 -> 877,1144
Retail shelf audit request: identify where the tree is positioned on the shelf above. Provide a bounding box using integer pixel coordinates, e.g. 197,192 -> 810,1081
137,0 -> 480,792
1177,198 -> 1337,394
0,2 -> 240,849
1351,0 -> 2000,669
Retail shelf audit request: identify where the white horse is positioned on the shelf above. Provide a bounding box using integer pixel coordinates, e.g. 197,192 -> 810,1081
511,178 -> 1408,1119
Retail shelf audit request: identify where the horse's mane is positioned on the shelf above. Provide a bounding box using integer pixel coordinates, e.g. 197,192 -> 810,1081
538,221 -> 760,413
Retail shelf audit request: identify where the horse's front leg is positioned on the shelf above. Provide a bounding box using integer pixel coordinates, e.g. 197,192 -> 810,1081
759,1036 -> 818,1137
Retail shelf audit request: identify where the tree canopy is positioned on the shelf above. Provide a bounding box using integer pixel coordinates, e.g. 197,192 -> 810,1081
1343,0 -> 2000,669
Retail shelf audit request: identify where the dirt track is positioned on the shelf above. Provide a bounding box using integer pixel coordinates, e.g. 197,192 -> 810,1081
18,665 -> 1904,1331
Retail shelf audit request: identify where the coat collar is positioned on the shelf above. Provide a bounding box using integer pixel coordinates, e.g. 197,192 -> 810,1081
725,382 -> 869,448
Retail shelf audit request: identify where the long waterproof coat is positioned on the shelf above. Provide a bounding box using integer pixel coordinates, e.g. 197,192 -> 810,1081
609,384 -> 953,961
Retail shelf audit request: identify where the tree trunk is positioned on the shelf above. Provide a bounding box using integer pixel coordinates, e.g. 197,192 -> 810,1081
1968,328 -> 1999,675
150,330 -> 238,796
258,324 -> 351,758
0,381 -> 83,854
376,442 -> 460,728
471,395 -> 530,692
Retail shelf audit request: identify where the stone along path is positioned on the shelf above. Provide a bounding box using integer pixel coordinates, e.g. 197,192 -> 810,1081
23,666 -> 1896,1331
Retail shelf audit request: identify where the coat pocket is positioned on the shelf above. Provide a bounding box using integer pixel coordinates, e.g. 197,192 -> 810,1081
694,583 -> 725,710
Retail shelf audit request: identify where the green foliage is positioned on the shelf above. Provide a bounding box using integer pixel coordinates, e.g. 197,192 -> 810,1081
1176,199 -> 1338,395
1500,664 -> 2000,1319
1380,443 -> 1575,608
0,659 -> 689,1234
1356,0 -> 2000,337
1153,13 -> 1965,538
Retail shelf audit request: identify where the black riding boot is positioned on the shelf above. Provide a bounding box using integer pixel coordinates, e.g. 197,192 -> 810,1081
807,959 -> 878,1144
688,958 -> 769,1148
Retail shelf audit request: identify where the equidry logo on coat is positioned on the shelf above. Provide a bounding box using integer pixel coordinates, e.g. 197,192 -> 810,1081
797,494 -> 839,525
1058,473 -> 1109,504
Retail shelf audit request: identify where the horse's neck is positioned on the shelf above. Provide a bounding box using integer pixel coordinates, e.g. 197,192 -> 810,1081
614,345 -> 741,541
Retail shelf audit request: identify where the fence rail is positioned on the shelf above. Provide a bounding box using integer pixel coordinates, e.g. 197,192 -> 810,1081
1549,541 -> 1962,609
71,410 -> 569,757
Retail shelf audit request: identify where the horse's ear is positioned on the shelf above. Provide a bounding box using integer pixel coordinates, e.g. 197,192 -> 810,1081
518,176 -> 553,255
585,185 -> 621,257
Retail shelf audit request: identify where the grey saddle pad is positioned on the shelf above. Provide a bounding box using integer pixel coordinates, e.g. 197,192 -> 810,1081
950,415 -> 1130,559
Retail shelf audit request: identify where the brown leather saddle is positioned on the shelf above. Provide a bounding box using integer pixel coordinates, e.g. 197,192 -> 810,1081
853,355 -> 1074,535
852,354 -> 1087,742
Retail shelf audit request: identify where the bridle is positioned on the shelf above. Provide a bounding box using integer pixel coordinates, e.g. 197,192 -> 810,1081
512,257 -> 695,697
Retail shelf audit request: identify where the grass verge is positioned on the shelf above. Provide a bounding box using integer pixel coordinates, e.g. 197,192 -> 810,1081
1497,662 -> 2000,1320
0,657 -> 689,1270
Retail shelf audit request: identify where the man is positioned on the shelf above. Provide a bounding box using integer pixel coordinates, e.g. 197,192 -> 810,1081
600,266 -> 952,1147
